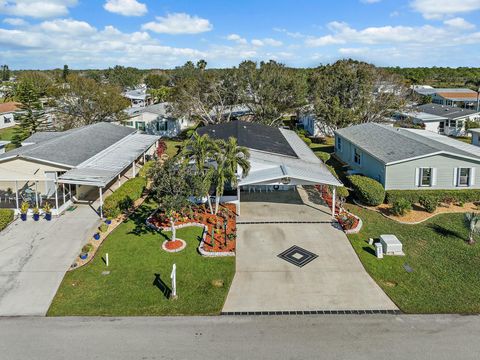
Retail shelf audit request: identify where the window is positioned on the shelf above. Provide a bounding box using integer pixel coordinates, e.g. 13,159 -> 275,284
353,148 -> 361,165
458,168 -> 471,187
125,121 -> 133,126
420,168 -> 432,187
336,137 -> 342,151
135,121 -> 145,131
156,120 -> 168,132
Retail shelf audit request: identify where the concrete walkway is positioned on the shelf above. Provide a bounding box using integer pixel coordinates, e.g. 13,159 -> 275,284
223,187 -> 397,312
0,205 -> 100,316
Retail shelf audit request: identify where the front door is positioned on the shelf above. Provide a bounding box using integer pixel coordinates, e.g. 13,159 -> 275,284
438,121 -> 445,134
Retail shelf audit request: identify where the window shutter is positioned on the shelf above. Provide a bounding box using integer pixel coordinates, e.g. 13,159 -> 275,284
415,168 -> 420,187
469,168 -> 476,186
453,168 -> 458,187
431,168 -> 437,186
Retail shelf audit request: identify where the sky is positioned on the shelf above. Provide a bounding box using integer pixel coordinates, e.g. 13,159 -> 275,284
0,0 -> 480,69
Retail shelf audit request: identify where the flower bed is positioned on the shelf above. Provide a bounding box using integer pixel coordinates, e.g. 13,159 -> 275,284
336,211 -> 362,234
146,203 -> 237,256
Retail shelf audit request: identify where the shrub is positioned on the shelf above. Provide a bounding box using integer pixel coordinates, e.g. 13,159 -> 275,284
103,176 -> 146,218
385,189 -> 480,205
301,135 -> 312,146
391,198 -> 412,216
419,196 -> 438,213
82,243 -> 93,253
316,151 -> 331,163
347,175 -> 385,206
99,224 -> 109,233
0,209 -> 14,231
139,160 -> 155,178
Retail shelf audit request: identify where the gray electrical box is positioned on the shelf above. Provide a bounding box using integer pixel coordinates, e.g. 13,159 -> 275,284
375,243 -> 383,259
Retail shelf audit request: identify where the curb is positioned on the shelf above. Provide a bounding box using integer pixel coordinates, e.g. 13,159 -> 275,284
221,310 -> 401,315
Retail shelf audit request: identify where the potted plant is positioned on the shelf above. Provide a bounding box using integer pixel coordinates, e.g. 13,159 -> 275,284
20,202 -> 29,221
32,207 -> 40,221
105,218 -> 112,225
93,232 -> 101,240
80,243 -> 93,260
43,203 -> 52,221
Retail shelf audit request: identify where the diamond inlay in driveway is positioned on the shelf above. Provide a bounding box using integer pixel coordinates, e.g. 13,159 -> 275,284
278,245 -> 318,268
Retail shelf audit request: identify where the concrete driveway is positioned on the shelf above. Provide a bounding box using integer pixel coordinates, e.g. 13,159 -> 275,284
223,187 -> 397,313
0,205 -> 99,316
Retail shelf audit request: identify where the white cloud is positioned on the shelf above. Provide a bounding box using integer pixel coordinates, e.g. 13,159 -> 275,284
104,0 -> 147,17
226,33 -> 247,44
0,0 -> 77,18
0,19 -> 206,68
142,13 -> 212,34
273,27 -> 305,38
338,47 -> 370,55
39,19 -> 96,35
251,38 -> 282,47
306,21 -> 451,47
443,17 -> 475,30
410,0 -> 480,19
2,17 -> 27,26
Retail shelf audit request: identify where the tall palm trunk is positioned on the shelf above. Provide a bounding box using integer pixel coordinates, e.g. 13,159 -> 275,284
206,193 -> 213,214
170,217 -> 176,242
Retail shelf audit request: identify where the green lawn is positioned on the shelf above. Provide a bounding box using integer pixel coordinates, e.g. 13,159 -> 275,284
346,204 -> 480,314
0,126 -> 17,151
164,139 -> 184,158
48,201 -> 235,316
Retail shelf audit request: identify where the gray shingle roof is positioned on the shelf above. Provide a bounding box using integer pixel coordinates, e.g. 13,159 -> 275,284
416,103 -> 479,119
0,122 -> 136,167
335,123 -> 480,164
22,131 -> 65,144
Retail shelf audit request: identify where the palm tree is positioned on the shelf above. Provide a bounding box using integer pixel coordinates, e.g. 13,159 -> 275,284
182,132 -> 216,213
213,137 -> 250,214
464,212 -> 480,245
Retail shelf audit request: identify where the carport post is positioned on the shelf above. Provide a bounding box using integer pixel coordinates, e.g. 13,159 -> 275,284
54,181 -> 59,213
331,186 -> 336,219
99,187 -> 104,219
34,181 -> 39,208
14,181 -> 19,211
132,160 -> 136,177
237,185 -> 241,216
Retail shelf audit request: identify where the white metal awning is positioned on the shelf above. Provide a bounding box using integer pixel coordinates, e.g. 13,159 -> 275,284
58,133 -> 159,187
239,163 -> 342,187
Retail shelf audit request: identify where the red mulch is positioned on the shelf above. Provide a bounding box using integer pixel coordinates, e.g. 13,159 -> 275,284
336,212 -> 359,231
150,203 -> 237,253
314,185 -> 358,231
165,240 -> 184,250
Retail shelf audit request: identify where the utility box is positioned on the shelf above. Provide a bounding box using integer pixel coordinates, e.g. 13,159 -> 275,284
375,243 -> 383,259
379,234 -> 404,256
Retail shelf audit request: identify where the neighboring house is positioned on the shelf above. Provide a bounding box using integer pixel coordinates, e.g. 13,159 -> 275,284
469,128 -> 480,147
335,123 -> 480,190
413,87 -> 479,110
123,88 -> 152,108
124,102 -> 195,137
297,106 -> 334,138
0,122 -> 159,216
197,120 -> 342,216
394,103 -> 480,136
0,102 -> 20,129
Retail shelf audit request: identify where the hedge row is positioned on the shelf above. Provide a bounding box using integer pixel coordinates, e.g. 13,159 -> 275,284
385,189 -> 480,205
0,209 -> 14,231
103,176 -> 147,218
347,175 -> 385,206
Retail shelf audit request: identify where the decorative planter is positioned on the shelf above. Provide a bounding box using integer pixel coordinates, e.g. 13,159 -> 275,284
162,239 -> 187,253
93,233 -> 101,240
45,213 -> 52,221
79,252 -> 88,260
33,213 -> 40,221
20,213 -> 27,221
105,219 -> 112,225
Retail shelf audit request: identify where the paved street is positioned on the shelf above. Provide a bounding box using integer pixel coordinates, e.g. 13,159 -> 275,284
0,205 -> 99,316
1,315 -> 479,359
224,188 -> 396,312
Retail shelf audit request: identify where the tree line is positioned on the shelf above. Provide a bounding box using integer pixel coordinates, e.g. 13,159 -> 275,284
7,59 -> 480,147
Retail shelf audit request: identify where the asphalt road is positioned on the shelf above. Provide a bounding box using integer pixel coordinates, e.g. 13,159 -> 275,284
1,315 -> 479,360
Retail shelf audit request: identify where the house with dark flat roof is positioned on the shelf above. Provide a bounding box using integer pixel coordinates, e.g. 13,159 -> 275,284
0,122 -> 159,216
197,121 -> 342,217
335,123 -> 480,190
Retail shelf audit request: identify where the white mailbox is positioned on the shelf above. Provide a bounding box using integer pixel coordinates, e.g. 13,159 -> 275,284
379,235 -> 404,256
